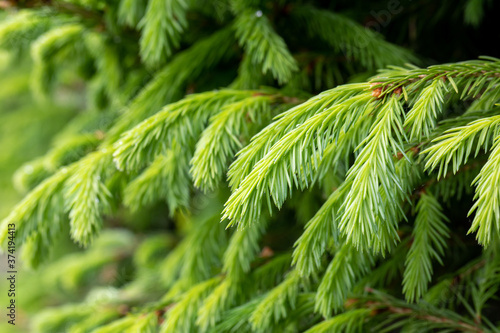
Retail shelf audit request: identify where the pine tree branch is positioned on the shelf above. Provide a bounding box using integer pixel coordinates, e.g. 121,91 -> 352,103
363,288 -> 488,333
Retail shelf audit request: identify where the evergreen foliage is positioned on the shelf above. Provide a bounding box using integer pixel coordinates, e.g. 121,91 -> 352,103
0,1 -> 500,332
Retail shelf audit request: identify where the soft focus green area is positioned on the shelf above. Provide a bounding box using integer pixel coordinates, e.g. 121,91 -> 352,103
0,53 -> 77,331
0,62 -> 71,215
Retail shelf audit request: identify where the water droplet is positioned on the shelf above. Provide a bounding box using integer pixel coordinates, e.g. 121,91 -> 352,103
255,10 -> 263,17
61,167 -> 68,174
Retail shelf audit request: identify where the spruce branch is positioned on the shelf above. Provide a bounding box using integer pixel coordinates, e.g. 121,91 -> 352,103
13,133 -> 99,193
30,23 -> 87,100
161,277 -> 221,333
338,96 -> 407,252
468,134 -> 500,245
0,166 -> 71,266
113,89 -> 255,172
404,78 -> 449,141
294,5 -> 419,70
209,296 -> 263,333
118,0 -> 146,27
190,95 -> 273,192
363,289 -> 490,333
223,84 -> 373,229
0,9 -> 53,53
234,9 -> 298,84
249,270 -> 305,332
124,142 -> 190,214
464,0 -> 490,27
64,150 -> 113,246
292,181 -> 351,277
303,309 -> 370,333
83,31 -> 123,106
139,0 -> 188,68
251,253 -> 293,288
371,57 -> 500,99
222,219 -> 268,280
196,277 -> 242,332
175,213 -> 228,288
423,115 -> 500,179
402,191 -> 450,302
227,84 -> 369,190
107,27 -> 237,141
315,243 -> 374,317
159,240 -> 190,289
470,248 -> 500,324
